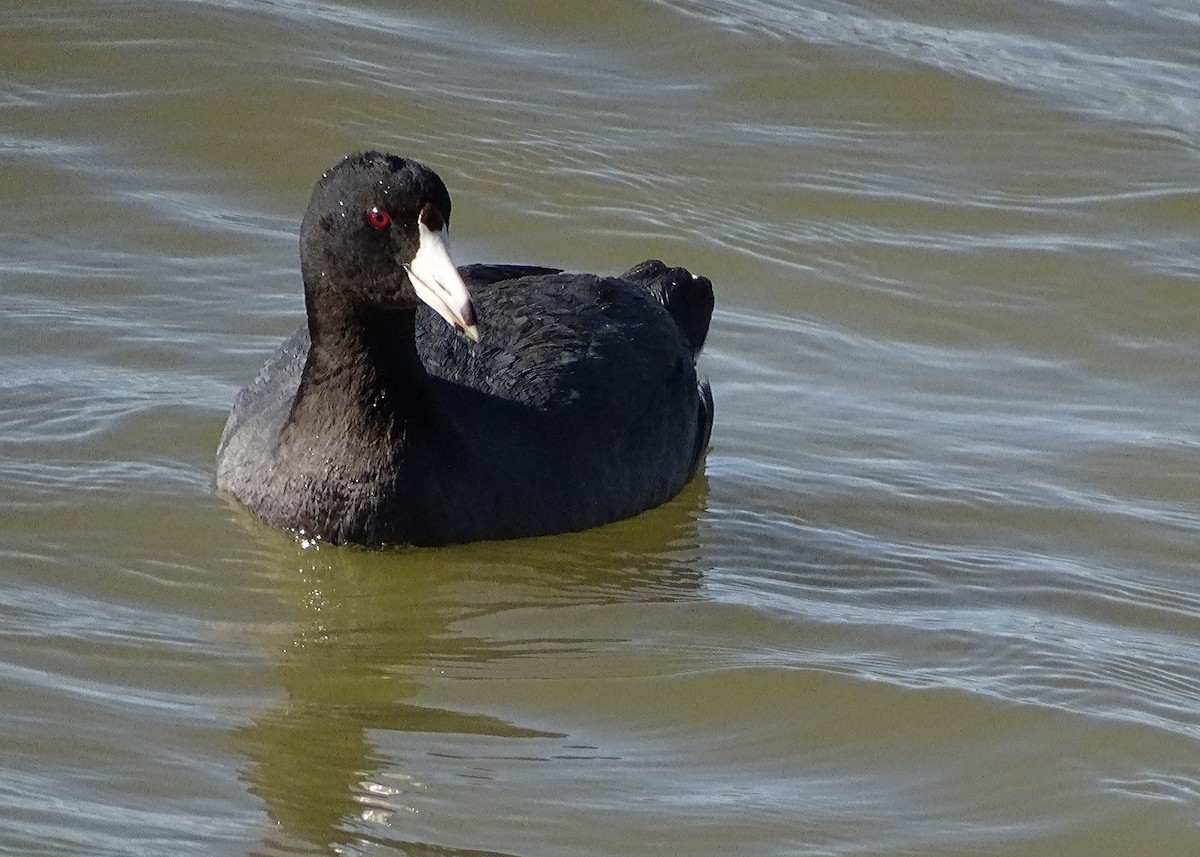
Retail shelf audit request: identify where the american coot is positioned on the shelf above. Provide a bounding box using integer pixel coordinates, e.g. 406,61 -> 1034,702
216,152 -> 714,546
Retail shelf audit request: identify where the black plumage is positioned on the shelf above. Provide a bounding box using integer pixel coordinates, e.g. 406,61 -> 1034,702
216,152 -> 714,546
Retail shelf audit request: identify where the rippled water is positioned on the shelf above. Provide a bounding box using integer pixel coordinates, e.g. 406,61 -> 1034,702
3,1 -> 1200,855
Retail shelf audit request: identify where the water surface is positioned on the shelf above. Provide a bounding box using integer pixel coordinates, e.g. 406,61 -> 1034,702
2,1 -> 1199,855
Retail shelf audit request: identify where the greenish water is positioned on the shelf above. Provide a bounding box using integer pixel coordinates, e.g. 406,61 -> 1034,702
2,1 -> 1199,855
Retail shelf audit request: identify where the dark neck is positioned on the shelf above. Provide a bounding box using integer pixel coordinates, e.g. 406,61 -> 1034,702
288,286 -> 440,447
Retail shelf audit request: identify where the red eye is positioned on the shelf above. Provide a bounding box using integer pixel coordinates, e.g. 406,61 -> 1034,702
366,207 -> 391,230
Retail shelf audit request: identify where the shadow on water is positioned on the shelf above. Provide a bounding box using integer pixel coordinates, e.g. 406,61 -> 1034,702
230,477 -> 709,856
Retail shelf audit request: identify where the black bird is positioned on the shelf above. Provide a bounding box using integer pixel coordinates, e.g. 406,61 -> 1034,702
215,152 -> 714,545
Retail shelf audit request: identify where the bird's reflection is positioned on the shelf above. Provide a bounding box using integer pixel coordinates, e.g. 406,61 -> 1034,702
233,477 -> 708,856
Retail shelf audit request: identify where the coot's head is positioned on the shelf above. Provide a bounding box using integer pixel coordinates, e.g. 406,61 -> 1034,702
300,151 -> 478,340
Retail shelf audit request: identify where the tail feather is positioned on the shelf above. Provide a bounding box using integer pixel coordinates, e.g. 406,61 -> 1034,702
620,259 -> 714,358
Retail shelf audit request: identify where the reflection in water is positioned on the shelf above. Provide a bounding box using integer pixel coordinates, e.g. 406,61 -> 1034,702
234,478 -> 708,855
